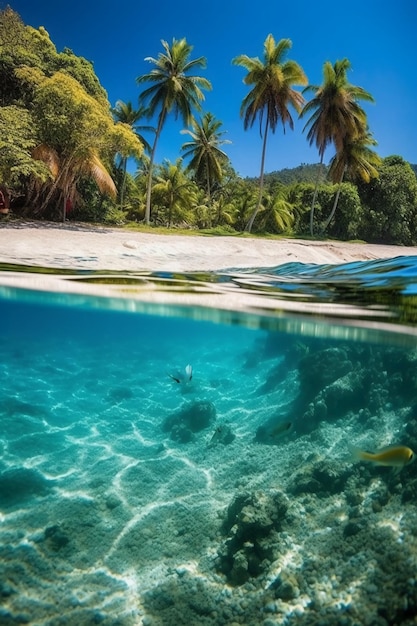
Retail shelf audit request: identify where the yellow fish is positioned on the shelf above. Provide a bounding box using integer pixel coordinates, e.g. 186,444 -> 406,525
351,445 -> 415,468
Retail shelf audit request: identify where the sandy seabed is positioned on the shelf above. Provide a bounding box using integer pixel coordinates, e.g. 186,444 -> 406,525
1,221 -> 417,272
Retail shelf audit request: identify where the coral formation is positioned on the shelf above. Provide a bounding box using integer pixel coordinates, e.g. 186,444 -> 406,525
162,401 -> 216,442
216,490 -> 288,585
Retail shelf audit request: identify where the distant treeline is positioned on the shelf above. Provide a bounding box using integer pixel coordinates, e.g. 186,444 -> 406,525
247,162 -> 417,186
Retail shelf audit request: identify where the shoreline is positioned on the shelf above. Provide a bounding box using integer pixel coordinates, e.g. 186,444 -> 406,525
1,221 -> 417,272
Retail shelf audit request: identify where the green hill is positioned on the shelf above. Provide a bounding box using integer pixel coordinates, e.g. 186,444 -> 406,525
247,161 -> 417,185
246,163 -> 328,185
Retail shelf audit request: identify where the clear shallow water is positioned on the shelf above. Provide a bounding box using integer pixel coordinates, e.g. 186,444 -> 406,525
1,257 -> 417,626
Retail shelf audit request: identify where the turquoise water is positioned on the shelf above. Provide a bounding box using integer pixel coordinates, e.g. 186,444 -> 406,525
1,258 -> 417,626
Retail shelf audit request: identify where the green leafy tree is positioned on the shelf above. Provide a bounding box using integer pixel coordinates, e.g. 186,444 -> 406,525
0,105 -> 50,199
137,38 -> 212,224
152,158 -> 197,227
233,35 -> 307,232
300,59 -> 374,234
181,112 -> 231,204
0,7 -> 108,107
0,8 -> 142,220
324,182 -> 363,240
358,156 -> 417,245
0,6 -> 31,105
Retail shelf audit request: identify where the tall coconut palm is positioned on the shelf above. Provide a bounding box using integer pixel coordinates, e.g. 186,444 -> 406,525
300,59 -> 374,235
233,35 -> 307,233
136,38 -> 212,224
180,112 -> 231,204
111,100 -> 152,209
322,128 -> 381,231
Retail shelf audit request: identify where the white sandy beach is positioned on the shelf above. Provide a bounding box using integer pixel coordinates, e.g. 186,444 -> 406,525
1,222 -> 417,271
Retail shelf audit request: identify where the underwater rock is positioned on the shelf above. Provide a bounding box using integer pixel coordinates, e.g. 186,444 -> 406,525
217,490 -> 288,586
170,424 -> 194,443
255,419 -> 293,444
162,401 -> 216,441
298,347 -> 353,401
343,519 -> 364,538
288,460 -> 352,496
143,575 -> 216,624
208,423 -> 235,447
269,572 -> 300,600
0,467 -> 53,509
44,525 -> 70,551
0,581 -> 15,598
297,371 -> 365,432
105,494 -> 121,510
319,371 -> 364,414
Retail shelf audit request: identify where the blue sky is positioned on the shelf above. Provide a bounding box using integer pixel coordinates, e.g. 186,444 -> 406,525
6,0 -> 417,177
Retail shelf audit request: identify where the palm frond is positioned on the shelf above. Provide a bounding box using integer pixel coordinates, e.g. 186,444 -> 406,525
32,143 -> 60,178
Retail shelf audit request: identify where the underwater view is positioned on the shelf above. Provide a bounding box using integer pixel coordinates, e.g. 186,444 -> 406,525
2,257 -> 417,626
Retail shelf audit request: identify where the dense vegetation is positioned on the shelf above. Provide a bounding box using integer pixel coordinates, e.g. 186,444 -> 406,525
1,7 -> 417,245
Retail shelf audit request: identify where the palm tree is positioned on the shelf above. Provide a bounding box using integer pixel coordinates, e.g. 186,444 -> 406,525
256,189 -> 295,234
322,128 -> 381,231
111,100 -> 152,209
180,112 -> 231,204
136,38 -> 212,225
152,158 -> 197,227
232,35 -> 307,233
300,59 -> 374,235
32,144 -> 116,221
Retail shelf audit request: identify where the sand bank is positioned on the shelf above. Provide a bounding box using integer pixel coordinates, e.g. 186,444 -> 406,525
1,221 -> 417,272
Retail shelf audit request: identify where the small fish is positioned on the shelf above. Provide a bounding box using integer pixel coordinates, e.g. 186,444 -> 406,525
350,445 -> 415,468
270,421 -> 293,438
169,364 -> 193,384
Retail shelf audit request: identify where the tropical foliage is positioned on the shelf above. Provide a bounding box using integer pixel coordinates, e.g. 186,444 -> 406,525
356,156 -> 417,245
181,112 -> 231,204
0,6 -> 142,219
1,8 -> 417,245
152,159 -> 197,227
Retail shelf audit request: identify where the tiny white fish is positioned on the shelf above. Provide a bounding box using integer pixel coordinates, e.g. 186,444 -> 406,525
169,364 -> 193,384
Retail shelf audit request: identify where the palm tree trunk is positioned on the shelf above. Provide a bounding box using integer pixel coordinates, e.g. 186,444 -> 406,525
37,158 -> 73,216
245,117 -> 269,233
309,156 -> 324,236
168,189 -> 174,228
144,109 -> 166,225
322,166 -> 346,232
206,161 -> 211,206
120,156 -> 127,209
